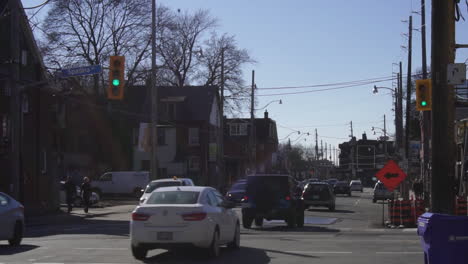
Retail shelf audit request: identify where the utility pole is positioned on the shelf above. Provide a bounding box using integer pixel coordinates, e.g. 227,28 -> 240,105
325,143 -> 328,161
329,144 -> 332,160
420,0 -> 431,206
431,0 -> 456,214
350,121 -> 354,138
150,0 -> 159,180
403,16 -> 413,199
321,140 -> 323,160
250,70 -> 256,173
384,114 -> 388,158
398,62 -> 404,155
350,121 -> 355,179
315,129 -> 319,160
220,49 -> 225,186
9,0 -> 21,199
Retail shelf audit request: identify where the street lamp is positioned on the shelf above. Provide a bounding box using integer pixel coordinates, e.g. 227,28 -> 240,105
255,99 -> 282,111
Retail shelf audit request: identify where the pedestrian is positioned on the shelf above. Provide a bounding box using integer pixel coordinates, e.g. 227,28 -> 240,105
413,179 -> 423,200
80,177 -> 92,213
64,176 -> 76,213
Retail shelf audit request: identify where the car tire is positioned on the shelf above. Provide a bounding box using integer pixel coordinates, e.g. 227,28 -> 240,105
8,222 -> 23,246
131,244 -> 147,260
348,192 -> 351,197
328,204 -> 335,211
372,199 -> 377,203
254,217 -> 263,227
296,210 -> 304,227
207,229 -> 220,258
242,213 -> 253,229
227,222 -> 240,249
286,210 -> 297,228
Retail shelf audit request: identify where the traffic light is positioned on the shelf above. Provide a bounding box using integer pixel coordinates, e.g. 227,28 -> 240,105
415,79 -> 432,111
107,56 -> 125,100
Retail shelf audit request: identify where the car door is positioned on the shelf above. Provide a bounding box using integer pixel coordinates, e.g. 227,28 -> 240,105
0,193 -> 12,239
213,190 -> 236,242
206,191 -> 226,241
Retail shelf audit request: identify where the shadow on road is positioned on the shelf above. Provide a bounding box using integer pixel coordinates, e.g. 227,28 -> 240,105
142,247 -> 270,264
25,217 -> 130,238
0,244 -> 39,255
307,208 -> 355,214
250,225 -> 340,233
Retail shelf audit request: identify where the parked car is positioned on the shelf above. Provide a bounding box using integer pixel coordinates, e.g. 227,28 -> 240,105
325,178 -> 338,186
139,177 -> 195,204
241,174 -> 304,228
0,192 -> 24,246
333,181 -> 351,196
59,181 -> 100,207
225,180 -> 247,203
130,186 -> 239,260
302,182 -> 336,211
350,180 -> 364,192
92,171 -> 150,197
373,181 -> 394,203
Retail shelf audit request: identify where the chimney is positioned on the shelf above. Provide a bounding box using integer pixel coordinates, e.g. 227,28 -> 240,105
264,110 -> 269,119
362,133 -> 367,141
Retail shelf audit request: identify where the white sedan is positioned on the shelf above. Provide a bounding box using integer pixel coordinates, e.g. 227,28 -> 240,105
130,186 -> 240,260
0,192 -> 24,246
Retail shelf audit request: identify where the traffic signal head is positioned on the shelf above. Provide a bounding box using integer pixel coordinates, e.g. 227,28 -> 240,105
415,79 -> 432,111
108,56 -> 125,100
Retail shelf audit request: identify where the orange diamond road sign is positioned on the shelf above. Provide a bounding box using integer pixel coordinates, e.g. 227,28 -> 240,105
375,160 -> 407,192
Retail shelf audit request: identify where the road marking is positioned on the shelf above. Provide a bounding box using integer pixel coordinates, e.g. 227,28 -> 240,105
376,252 -> 422,254
354,199 -> 361,206
287,251 -> 352,254
403,228 -> 418,232
76,247 -> 128,250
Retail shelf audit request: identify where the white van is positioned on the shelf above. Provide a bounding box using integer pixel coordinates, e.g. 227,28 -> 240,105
92,171 -> 150,197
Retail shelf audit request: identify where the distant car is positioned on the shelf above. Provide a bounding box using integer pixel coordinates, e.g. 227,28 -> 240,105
139,177 -> 195,204
59,181 -> 100,207
333,181 -> 351,196
0,192 -> 24,246
241,174 -> 305,228
130,186 -> 239,260
302,182 -> 336,211
350,180 -> 364,192
225,180 -> 247,203
92,171 -> 150,197
373,181 -> 394,203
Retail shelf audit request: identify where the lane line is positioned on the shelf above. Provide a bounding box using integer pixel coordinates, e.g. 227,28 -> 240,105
376,252 -> 423,254
287,251 -> 352,254
354,199 -> 361,206
76,247 -> 128,250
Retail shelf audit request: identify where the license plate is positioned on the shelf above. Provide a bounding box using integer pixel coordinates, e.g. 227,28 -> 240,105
312,195 -> 320,200
157,232 -> 173,241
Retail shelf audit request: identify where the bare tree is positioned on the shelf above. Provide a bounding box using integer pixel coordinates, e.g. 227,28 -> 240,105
41,0 -> 153,94
196,33 -> 255,114
157,9 -> 217,86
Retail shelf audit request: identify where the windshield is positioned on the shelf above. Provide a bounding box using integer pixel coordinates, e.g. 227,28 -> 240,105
146,191 -> 199,204
145,182 -> 182,193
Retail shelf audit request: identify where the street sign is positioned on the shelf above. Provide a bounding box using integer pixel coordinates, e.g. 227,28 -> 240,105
375,160 -> 407,192
60,65 -> 102,78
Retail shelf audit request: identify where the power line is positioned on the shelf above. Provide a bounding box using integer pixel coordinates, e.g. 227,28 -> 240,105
257,76 -> 395,90
22,0 -> 51,10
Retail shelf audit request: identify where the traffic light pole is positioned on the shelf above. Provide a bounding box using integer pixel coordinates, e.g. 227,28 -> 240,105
150,0 -> 159,180
431,0 -> 456,214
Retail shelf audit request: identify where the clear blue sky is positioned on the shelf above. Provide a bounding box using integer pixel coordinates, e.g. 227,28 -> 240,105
22,0 -> 468,152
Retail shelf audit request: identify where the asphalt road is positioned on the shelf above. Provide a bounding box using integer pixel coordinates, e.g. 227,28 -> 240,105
0,188 -> 423,264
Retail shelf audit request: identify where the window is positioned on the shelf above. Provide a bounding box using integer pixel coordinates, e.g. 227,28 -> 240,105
189,156 -> 200,171
207,191 -> 221,207
189,128 -> 199,146
158,128 -> 166,145
99,173 -> 112,181
147,191 -> 200,204
141,160 -> 150,170
0,194 -> 9,206
230,123 -> 248,136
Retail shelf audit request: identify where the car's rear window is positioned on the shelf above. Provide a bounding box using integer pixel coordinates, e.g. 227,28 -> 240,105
306,184 -> 328,192
335,182 -> 348,187
246,176 -> 290,197
230,182 -> 246,191
352,182 -> 361,185
146,191 -> 199,204
145,181 -> 182,193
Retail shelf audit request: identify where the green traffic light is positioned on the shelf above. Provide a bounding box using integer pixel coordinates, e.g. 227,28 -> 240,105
112,79 -> 120,86
421,101 -> 427,106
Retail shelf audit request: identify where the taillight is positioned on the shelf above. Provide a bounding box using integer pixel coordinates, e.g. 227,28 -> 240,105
285,196 -> 291,201
242,196 -> 249,201
132,212 -> 150,221
181,212 -> 207,221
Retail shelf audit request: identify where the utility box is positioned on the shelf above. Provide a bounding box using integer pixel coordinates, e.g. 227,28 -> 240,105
417,212 -> 468,264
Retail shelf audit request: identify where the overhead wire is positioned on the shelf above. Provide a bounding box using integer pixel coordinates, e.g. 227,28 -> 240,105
22,0 -> 51,10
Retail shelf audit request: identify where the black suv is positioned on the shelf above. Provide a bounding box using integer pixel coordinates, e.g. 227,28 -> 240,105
241,174 -> 304,228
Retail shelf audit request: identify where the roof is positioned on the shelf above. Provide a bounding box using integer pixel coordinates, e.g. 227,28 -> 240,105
247,174 -> 291,177
152,186 -> 212,192
127,85 -> 219,122
149,178 -> 192,183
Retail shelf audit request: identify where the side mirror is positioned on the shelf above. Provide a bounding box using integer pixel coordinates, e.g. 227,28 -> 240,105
220,200 -> 236,209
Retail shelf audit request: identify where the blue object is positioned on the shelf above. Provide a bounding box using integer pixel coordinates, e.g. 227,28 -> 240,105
60,65 -> 102,78
417,212 -> 468,264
